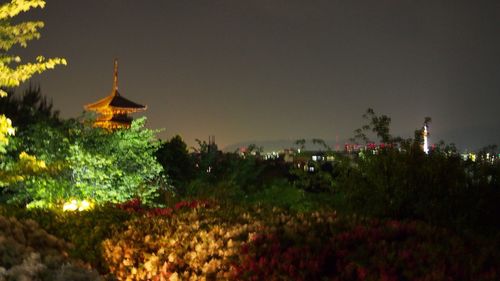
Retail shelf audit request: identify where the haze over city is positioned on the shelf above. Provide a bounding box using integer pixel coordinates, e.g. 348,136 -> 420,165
15,0 -> 500,150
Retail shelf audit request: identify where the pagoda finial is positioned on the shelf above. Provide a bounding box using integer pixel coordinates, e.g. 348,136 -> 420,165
112,59 -> 119,96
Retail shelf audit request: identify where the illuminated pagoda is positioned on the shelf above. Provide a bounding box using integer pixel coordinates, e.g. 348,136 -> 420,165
84,60 -> 146,130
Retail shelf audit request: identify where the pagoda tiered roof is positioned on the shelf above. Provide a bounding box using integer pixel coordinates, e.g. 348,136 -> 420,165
84,91 -> 146,112
84,60 -> 146,129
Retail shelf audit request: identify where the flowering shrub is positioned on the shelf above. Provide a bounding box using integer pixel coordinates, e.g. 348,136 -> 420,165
116,198 -> 211,218
0,215 -> 102,281
234,216 -> 499,281
103,204 -> 499,281
103,202 -> 258,280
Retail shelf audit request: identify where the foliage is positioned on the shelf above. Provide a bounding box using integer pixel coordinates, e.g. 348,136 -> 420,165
0,85 -> 61,131
246,179 -> 322,212
0,204 -> 132,275
101,202 -> 499,281
351,108 -> 403,144
0,115 -> 14,153
191,138 -> 223,183
312,138 -> 331,151
0,151 -> 48,187
4,117 -> 166,207
223,153 -> 265,194
0,0 -> 65,191
187,141 -> 269,202
294,138 -> 306,151
71,117 -> 165,204
0,0 -> 66,97
156,135 -> 194,195
0,214 -> 102,280
185,179 -> 247,207
290,160 -> 334,192
334,109 -> 500,234
235,216 -> 498,281
102,201 -> 247,280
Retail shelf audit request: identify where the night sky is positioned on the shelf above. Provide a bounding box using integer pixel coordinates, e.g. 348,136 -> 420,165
14,0 -> 500,151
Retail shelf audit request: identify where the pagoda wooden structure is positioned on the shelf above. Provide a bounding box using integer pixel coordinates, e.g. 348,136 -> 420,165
84,60 -> 146,129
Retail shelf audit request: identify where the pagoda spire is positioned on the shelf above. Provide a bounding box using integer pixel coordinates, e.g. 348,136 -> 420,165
84,59 -> 146,130
112,59 -> 119,96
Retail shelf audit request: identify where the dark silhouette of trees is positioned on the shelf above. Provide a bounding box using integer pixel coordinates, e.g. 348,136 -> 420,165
312,138 -> 331,151
351,108 -> 394,144
294,139 -> 306,151
156,135 -> 194,194
0,85 -> 61,130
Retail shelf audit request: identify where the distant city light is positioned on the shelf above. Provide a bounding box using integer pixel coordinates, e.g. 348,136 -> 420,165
423,124 -> 429,154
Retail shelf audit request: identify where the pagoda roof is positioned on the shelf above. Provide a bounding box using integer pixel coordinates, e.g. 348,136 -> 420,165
85,91 -> 146,112
84,59 -> 146,112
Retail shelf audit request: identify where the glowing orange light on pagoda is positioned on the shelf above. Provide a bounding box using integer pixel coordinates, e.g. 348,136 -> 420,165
84,59 -> 146,130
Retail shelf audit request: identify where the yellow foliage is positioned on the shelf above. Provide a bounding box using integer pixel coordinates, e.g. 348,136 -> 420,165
0,0 -> 67,96
0,0 -> 66,186
18,151 -> 47,171
0,151 -> 48,185
0,0 -> 45,20
0,115 -> 15,148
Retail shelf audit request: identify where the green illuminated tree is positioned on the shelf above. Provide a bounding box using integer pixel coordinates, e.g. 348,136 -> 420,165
7,117 -> 165,207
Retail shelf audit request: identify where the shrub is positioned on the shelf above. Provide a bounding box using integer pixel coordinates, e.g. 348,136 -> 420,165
101,202 -> 499,280
234,216 -> 499,281
102,202 -> 255,280
0,215 -> 102,281
334,146 -> 500,234
246,180 -> 321,212
1,204 -> 132,274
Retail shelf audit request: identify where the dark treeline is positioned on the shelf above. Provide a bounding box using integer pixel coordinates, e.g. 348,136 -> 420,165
156,108 -> 500,236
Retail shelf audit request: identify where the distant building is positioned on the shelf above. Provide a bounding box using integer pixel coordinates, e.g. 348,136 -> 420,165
84,60 -> 146,130
422,123 -> 429,154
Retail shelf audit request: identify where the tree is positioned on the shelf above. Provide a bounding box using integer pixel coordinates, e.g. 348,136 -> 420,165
0,115 -> 14,153
0,85 -> 60,130
294,139 -> 306,152
351,108 -> 393,144
312,138 -> 331,151
0,0 -> 66,96
156,135 -> 194,193
0,0 -> 65,182
5,117 -> 165,207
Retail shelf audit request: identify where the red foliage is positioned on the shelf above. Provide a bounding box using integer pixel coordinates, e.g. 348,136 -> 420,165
233,219 -> 498,281
116,198 -> 211,218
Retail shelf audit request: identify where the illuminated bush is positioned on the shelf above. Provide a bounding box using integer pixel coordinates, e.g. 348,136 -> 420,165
102,201 -> 250,280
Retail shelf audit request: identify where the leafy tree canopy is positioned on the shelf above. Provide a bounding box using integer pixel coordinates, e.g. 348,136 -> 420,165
4,117 -> 166,208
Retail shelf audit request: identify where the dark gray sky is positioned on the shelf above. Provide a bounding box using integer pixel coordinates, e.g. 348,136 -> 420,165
14,0 -> 500,150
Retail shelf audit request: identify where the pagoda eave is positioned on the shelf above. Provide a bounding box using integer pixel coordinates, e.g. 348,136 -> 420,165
93,120 -> 131,130
85,105 -> 146,113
